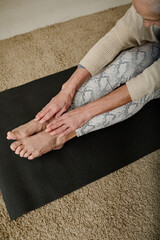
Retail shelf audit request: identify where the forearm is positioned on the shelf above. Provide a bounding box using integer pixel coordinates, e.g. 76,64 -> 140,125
84,84 -> 132,119
61,66 -> 91,97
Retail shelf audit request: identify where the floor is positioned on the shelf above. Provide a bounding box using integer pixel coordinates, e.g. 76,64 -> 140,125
0,0 -> 131,40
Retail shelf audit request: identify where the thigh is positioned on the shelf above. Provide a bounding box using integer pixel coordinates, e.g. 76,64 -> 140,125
106,41 -> 160,86
69,42 -> 160,111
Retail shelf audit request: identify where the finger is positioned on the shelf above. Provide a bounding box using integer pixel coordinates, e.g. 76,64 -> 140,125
35,104 -> 49,117
46,120 -> 57,128
50,125 -> 68,136
39,110 -> 56,123
46,116 -> 64,128
45,120 -> 64,132
35,96 -> 56,118
55,107 -> 66,119
59,128 -> 71,137
35,109 -> 50,121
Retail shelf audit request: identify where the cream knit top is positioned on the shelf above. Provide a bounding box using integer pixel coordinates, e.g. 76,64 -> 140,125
78,4 -> 160,101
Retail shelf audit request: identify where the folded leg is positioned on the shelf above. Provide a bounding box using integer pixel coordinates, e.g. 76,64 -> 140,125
67,42 -> 160,137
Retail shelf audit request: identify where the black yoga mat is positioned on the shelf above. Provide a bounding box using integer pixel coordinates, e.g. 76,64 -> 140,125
0,66 -> 160,221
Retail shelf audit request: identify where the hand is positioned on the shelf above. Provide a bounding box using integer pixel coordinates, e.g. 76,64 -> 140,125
34,90 -> 74,123
45,106 -> 90,137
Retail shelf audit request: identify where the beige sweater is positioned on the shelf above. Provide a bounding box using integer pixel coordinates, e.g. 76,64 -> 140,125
79,4 -> 160,101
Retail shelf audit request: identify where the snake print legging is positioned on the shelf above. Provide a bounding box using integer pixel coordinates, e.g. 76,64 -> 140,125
67,42 -> 160,137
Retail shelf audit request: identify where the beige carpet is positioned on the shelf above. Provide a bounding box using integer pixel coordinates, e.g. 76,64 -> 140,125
0,3 -> 160,239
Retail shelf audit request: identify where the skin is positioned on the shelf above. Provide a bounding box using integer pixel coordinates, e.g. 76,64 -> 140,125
7,0 -> 160,160
10,129 -> 77,160
132,0 -> 160,27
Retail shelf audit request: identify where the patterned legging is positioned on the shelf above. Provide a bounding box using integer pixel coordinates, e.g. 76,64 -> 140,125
67,42 -> 160,137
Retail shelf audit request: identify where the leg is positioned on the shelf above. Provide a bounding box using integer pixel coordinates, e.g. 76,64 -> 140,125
7,41 -> 159,140
10,42 -> 160,159
75,88 -> 160,137
66,42 -> 160,137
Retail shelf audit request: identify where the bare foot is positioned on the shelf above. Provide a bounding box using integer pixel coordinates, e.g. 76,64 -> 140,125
7,118 -> 52,140
10,130 -> 77,160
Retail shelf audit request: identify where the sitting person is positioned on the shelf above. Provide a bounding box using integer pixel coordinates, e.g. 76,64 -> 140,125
7,0 -> 160,160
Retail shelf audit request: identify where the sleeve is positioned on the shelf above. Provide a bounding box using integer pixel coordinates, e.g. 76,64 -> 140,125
77,64 -> 86,69
78,5 -> 158,77
126,58 -> 160,101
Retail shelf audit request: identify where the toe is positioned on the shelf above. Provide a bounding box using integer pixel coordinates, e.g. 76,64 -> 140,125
7,131 -> 19,140
19,148 -> 28,158
10,141 -> 22,151
28,151 -> 41,160
15,145 -> 23,155
28,154 -> 34,160
24,151 -> 31,158
6,132 -> 12,140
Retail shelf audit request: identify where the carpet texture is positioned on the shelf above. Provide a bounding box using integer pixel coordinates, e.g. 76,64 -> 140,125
0,3 -> 160,239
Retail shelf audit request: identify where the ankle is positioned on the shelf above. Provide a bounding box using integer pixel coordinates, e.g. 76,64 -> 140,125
66,130 -> 77,141
58,130 -> 77,144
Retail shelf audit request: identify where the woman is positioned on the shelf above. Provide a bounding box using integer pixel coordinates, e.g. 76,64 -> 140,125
7,0 -> 160,160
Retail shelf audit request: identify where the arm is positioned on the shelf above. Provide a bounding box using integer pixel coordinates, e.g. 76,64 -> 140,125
78,5 -> 158,77
45,83 -> 132,137
62,5 -> 139,96
83,57 -> 160,118
126,59 -> 160,101
61,66 -> 91,97
62,5 -> 158,97
83,57 -> 160,119
84,84 -> 132,120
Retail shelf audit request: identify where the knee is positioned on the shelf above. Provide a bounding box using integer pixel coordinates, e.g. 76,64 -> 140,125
118,49 -> 136,67
153,88 -> 160,99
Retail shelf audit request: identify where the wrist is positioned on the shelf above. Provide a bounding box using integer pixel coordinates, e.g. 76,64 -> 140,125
83,102 -> 99,120
82,103 -> 95,122
61,83 -> 76,98
62,67 -> 91,96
